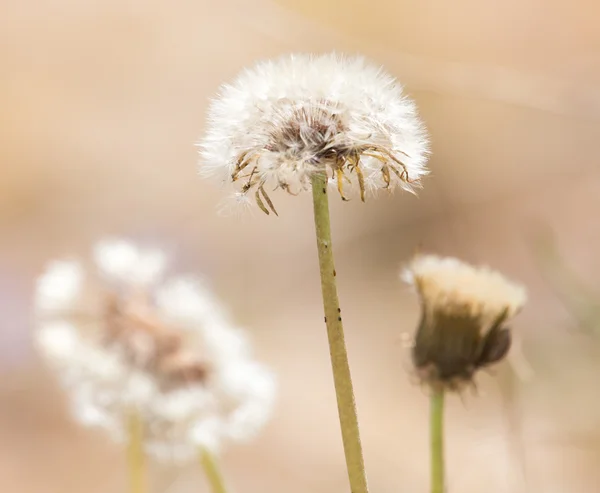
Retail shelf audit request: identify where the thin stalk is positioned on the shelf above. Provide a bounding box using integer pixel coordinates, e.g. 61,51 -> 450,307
310,172 -> 369,493
430,387 -> 445,493
126,412 -> 147,493
200,448 -> 229,493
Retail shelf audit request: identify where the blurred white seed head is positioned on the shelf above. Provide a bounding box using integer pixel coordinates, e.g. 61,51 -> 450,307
402,254 -> 527,391
199,53 -> 430,214
34,238 -> 276,461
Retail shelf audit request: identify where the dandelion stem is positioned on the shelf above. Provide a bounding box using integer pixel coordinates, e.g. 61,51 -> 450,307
430,387 -> 445,493
126,412 -> 147,493
310,172 -> 369,493
200,448 -> 229,493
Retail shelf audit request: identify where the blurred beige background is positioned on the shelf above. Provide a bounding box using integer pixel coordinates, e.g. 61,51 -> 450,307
2,0 -> 600,492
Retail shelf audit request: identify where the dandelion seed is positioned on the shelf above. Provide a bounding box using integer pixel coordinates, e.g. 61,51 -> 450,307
34,238 -> 276,461
216,191 -> 254,218
402,254 -> 527,391
199,53 -> 429,213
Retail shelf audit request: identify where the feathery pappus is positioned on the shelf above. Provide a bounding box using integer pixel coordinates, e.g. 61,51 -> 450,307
199,53 -> 430,215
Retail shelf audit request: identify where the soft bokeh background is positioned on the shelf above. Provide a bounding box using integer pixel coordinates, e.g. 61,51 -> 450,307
2,0 -> 600,492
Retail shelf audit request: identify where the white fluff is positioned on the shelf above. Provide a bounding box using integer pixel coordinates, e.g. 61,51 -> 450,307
35,261 -> 83,312
219,360 -> 277,443
199,53 -> 429,210
34,238 -> 277,461
402,254 -> 527,329
94,239 -> 167,286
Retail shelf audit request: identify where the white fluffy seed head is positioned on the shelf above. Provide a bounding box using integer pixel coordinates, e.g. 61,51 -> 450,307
199,53 -> 430,212
34,238 -> 276,460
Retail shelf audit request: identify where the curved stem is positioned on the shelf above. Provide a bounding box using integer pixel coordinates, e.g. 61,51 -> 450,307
200,448 -> 229,493
430,388 -> 445,493
126,412 -> 147,493
310,172 -> 369,493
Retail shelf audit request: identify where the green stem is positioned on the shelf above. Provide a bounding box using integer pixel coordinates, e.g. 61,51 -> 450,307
310,172 -> 369,493
200,448 -> 229,493
126,412 -> 147,493
430,387 -> 445,493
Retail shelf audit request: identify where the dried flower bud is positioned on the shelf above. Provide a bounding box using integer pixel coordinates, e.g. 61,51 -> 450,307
402,255 -> 527,391
199,53 -> 429,214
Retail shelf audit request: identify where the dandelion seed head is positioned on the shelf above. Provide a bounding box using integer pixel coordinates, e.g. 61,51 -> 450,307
199,53 -> 429,213
34,238 -> 276,460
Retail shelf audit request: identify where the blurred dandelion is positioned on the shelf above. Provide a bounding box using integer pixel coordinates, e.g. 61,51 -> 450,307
402,254 -> 527,493
34,239 -> 276,493
199,53 -> 429,493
